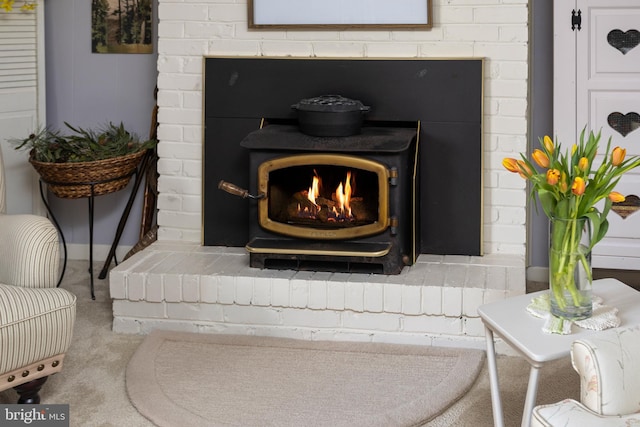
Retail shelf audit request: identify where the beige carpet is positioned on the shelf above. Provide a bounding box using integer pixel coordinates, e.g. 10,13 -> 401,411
127,330 -> 485,427
0,260 -> 580,426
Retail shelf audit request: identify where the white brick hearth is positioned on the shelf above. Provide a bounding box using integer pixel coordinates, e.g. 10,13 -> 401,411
110,242 -> 525,348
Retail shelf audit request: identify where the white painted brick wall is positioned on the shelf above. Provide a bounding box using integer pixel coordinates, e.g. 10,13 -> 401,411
154,0 -> 530,257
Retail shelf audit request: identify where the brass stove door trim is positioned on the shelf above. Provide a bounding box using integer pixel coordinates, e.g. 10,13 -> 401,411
246,238 -> 392,258
257,154 -> 390,240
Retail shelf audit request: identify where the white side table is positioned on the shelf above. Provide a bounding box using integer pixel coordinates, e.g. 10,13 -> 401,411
478,278 -> 640,427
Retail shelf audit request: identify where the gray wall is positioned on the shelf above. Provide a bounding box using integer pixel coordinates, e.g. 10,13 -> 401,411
44,0 -> 158,251
529,0 -> 553,274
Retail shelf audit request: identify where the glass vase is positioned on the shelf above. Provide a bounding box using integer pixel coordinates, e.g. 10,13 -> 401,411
548,216 -> 593,320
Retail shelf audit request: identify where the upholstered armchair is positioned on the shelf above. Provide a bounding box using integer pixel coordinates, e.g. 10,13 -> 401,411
0,146 -> 76,403
532,325 -> 640,426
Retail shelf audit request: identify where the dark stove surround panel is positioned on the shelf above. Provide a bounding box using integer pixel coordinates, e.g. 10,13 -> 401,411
204,57 -> 483,256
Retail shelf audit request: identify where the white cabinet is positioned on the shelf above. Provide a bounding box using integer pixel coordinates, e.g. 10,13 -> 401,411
0,1 -> 46,215
554,0 -> 640,269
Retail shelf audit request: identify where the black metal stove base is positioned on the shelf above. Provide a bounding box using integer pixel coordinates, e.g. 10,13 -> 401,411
246,238 -> 408,274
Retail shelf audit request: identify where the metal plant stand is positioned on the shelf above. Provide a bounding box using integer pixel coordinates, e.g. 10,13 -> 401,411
38,151 -> 151,299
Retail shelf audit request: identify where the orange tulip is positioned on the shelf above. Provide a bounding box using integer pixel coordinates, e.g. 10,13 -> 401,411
578,157 -> 589,171
612,147 -> 626,166
532,149 -> 550,168
542,135 -> 554,154
608,192 -> 625,203
571,177 -> 586,196
502,158 -> 520,173
517,160 -> 533,178
546,169 -> 560,185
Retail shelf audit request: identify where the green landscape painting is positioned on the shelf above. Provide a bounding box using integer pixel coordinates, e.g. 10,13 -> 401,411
91,0 -> 153,54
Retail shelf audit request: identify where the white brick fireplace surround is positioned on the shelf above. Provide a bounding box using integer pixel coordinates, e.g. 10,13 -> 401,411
110,0 -> 530,349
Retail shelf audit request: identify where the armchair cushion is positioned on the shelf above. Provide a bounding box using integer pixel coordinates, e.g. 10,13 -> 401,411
0,214 -> 60,288
0,284 -> 76,391
532,399 -> 640,427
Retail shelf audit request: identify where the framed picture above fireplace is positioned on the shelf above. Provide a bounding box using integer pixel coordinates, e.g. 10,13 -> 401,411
248,0 -> 432,29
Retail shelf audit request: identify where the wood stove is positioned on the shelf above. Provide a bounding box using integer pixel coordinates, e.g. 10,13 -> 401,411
220,123 -> 418,274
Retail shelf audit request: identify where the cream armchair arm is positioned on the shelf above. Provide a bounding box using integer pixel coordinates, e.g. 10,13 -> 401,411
0,214 -> 60,289
572,325 -> 640,416
532,325 -> 640,427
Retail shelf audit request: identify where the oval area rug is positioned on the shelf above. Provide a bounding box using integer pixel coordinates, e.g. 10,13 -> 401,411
126,330 -> 485,427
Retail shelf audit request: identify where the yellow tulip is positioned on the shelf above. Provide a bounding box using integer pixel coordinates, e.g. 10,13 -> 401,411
559,182 -> 568,193
532,149 -> 550,168
612,147 -> 626,166
571,177 -> 586,196
542,135 -> 554,154
571,144 -> 578,156
578,157 -> 589,171
608,192 -> 625,203
546,169 -> 560,185
502,158 -> 520,173
559,172 -> 568,193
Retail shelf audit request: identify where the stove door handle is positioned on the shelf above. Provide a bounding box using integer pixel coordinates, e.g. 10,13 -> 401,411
218,180 -> 265,200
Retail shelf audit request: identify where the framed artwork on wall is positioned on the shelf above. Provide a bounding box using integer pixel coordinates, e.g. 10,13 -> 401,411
91,0 -> 153,53
248,0 -> 432,29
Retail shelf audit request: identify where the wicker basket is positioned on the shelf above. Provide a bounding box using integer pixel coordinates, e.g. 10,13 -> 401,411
30,150 -> 147,199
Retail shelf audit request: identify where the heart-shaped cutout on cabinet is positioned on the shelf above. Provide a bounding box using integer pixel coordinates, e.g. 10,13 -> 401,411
607,29 -> 640,55
612,195 -> 640,219
608,112 -> 640,137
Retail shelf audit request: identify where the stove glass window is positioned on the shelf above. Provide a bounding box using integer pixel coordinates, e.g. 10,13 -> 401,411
267,165 -> 379,229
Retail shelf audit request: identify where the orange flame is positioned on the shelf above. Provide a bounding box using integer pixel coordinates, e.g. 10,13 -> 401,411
297,170 -> 356,221
335,171 -> 352,217
308,174 -> 320,205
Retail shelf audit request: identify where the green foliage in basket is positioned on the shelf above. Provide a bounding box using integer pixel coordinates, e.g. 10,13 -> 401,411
12,122 -> 156,163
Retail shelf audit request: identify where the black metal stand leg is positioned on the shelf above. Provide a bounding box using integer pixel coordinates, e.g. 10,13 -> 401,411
99,152 -> 151,279
39,180 -> 67,288
88,186 -> 95,300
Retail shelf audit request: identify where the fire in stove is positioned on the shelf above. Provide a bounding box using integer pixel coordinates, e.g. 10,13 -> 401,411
296,170 -> 355,223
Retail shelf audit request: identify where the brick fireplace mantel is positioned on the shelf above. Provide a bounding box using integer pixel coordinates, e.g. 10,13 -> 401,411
111,56 -> 527,346
117,0 -> 531,346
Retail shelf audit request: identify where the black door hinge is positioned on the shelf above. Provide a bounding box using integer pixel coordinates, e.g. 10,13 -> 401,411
571,9 -> 582,31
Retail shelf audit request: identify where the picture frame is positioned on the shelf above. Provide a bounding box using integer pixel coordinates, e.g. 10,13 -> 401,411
248,0 -> 432,30
91,0 -> 153,53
